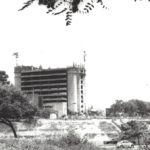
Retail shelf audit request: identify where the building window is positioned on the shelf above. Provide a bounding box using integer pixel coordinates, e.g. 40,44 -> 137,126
81,80 -> 83,84
81,100 -> 83,103
81,85 -> 83,89
81,105 -> 83,108
81,95 -> 83,99
81,110 -> 83,113
81,90 -> 83,94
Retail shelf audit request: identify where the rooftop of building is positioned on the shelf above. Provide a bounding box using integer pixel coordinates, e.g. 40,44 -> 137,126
14,64 -> 85,73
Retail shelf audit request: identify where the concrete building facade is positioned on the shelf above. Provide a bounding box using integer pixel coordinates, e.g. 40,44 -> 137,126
14,65 -> 86,117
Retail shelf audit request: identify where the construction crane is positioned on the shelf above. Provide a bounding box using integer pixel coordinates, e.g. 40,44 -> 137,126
13,52 -> 19,66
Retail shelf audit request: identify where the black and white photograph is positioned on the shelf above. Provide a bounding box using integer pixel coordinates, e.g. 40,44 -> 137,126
0,0 -> 150,149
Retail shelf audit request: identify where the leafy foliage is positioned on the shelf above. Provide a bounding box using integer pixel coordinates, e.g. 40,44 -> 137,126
0,85 -> 37,119
19,0 -> 107,25
59,127 -> 88,147
120,121 -> 148,145
19,0 -> 36,11
19,0 -> 150,25
0,71 -> 10,85
107,99 -> 150,117
0,85 -> 37,137
65,10 -> 72,26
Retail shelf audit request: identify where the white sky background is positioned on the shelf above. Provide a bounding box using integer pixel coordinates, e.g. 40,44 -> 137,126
0,0 -> 150,109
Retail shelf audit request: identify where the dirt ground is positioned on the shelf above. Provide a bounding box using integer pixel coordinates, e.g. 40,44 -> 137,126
0,119 -> 120,145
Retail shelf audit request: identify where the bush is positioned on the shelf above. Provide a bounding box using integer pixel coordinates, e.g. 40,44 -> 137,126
56,127 -> 88,148
39,109 -> 58,119
22,118 -> 38,130
39,109 -> 50,119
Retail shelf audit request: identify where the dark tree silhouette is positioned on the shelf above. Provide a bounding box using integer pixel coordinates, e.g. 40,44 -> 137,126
0,85 -> 37,138
19,0 -> 148,26
0,71 -> 10,85
120,121 -> 148,145
107,99 -> 150,117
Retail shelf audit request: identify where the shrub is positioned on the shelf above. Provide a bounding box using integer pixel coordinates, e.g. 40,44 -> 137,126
58,128 -> 88,147
39,109 -> 58,119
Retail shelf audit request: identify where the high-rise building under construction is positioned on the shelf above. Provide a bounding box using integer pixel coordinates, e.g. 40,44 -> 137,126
14,65 -> 86,117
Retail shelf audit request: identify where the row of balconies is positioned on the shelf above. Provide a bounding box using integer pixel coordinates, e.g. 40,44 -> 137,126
25,91 -> 67,96
39,93 -> 67,96
42,99 -> 67,104
21,84 -> 67,91
21,79 -> 67,86
23,89 -> 67,95
22,87 -> 67,92
21,75 -> 67,81
21,78 -> 67,83
21,69 -> 67,76
21,73 -> 67,78
41,93 -> 67,97
21,82 -> 67,88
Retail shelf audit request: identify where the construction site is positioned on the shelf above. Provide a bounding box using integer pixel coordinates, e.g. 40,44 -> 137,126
14,65 -> 86,117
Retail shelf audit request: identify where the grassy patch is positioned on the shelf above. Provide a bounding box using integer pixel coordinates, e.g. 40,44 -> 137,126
0,137 -> 109,150
99,121 -> 117,132
0,129 -> 114,150
99,121 -> 119,138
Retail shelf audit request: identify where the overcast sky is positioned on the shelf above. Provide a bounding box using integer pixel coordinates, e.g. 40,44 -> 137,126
1,0 -> 150,109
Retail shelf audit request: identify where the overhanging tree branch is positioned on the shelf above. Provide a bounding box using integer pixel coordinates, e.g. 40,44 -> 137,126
16,0 -> 127,25
19,0 -> 150,25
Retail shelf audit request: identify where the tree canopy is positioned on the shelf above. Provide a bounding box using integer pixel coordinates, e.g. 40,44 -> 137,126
19,0 -> 150,26
0,85 -> 37,137
107,99 -> 150,117
0,71 -> 10,85
120,120 -> 148,145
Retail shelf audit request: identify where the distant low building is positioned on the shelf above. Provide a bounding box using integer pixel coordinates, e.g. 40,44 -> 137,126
14,65 -> 86,117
